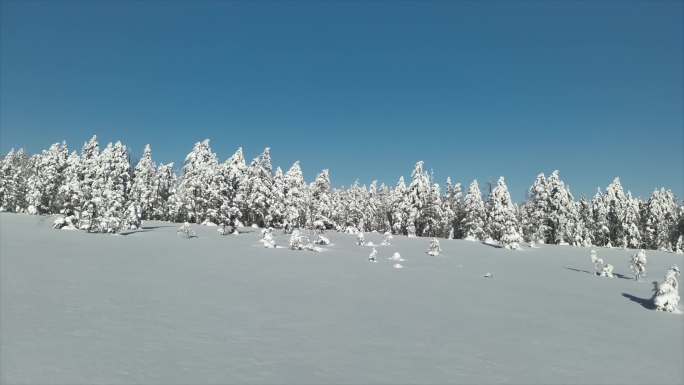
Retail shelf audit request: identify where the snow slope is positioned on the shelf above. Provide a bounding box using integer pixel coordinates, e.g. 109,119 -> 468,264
1,213 -> 682,384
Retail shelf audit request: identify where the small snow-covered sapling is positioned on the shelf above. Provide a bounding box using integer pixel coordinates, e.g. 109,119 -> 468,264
427,238 -> 441,256
629,249 -> 648,281
590,250 -> 613,278
381,232 -> 393,246
177,222 -> 196,239
653,265 -> 680,312
356,232 -> 365,246
368,248 -> 378,263
261,228 -> 276,248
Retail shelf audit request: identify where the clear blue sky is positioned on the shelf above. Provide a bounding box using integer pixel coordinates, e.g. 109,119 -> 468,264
1,0 -> 682,201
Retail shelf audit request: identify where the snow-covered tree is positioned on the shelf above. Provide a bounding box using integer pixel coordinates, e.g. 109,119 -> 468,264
89,141 -> 136,232
283,161 -> 307,230
605,177 -> 628,247
168,139 -> 219,223
591,189 -> 611,247
129,144 -> 158,220
177,222 -> 196,238
653,266 -> 680,312
546,171 -> 577,245
427,238 -> 441,256
368,247 -> 378,262
243,147 -> 274,227
26,142 -> 69,214
153,162 -> 176,220
0,148 -> 31,212
523,173 -> 550,244
309,169 -> 334,229
218,147 -> 247,228
486,177 -> 522,249
261,228 -> 276,248
461,180 -> 487,241
590,250 -> 613,278
389,176 -> 410,235
642,188 -> 678,251
623,192 -> 642,248
269,167 -> 287,228
629,249 -> 648,281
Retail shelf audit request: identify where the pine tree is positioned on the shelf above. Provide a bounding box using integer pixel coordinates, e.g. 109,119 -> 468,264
390,176 -> 410,235
643,188 -> 678,251
461,180 -> 487,241
546,171 -> 576,244
487,177 -> 522,249
591,189 -> 611,246
26,142 -> 69,214
283,161 -> 307,229
56,151 -> 82,217
129,144 -> 158,220
653,266 -> 680,312
168,139 -> 219,223
310,169 -> 334,229
243,147 -> 274,227
0,149 -> 31,212
605,177 -> 628,247
153,162 -> 176,220
523,173 -> 550,243
218,147 -> 246,228
623,192 -> 642,248
406,161 -> 431,236
89,141 -> 136,232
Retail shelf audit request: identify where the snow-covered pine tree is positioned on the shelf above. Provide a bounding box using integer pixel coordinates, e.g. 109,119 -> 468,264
389,176 -> 410,235
421,182 -> 445,237
89,141 -> 137,232
443,178 -> 463,238
243,147 -> 274,227
218,147 -> 246,228
168,139 -> 219,223
629,249 -> 647,280
605,177 -> 628,247
523,173 -> 550,244
575,197 -> 594,246
309,169 -> 334,229
623,192 -> 642,248
427,238 -> 441,256
78,135 -> 101,208
342,180 -> 368,231
486,177 -> 522,249
26,142 -> 69,214
269,167 -> 287,228
129,144 -> 158,220
152,162 -> 176,220
591,189 -> 611,247
643,188 -> 678,251
462,180 -> 487,241
0,148 -> 31,212
406,161 -> 431,236
546,171 -> 577,245
283,161 -> 307,230
653,266 -> 680,312
55,150 -> 82,218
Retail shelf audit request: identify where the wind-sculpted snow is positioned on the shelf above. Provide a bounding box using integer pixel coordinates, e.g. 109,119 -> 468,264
1,213 -> 683,384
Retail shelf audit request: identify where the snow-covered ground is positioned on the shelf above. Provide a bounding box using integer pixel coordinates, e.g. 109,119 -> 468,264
1,213 -> 682,385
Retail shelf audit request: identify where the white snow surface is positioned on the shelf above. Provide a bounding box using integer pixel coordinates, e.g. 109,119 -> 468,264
1,213 -> 683,384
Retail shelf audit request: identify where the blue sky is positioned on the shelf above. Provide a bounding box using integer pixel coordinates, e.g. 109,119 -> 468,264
1,1 -> 682,201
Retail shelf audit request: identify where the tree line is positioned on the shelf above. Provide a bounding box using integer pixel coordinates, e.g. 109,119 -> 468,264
0,135 -> 681,251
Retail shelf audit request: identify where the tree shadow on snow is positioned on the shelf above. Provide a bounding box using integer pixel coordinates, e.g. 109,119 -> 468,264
142,225 -> 175,230
565,267 -> 633,280
622,291 -> 656,310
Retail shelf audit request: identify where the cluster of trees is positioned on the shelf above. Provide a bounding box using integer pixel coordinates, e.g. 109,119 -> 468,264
1,136 -> 682,251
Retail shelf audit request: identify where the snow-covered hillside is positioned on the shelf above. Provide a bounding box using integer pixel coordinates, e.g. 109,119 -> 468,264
1,213 -> 682,384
